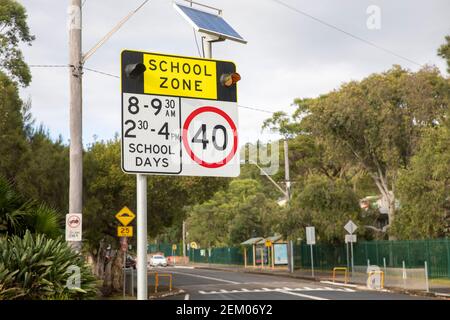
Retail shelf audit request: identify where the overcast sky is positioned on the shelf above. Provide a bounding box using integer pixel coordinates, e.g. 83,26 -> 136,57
19,0 -> 450,146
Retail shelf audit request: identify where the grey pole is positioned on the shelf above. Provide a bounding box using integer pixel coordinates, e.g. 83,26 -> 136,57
182,220 -> 186,260
284,139 -> 291,201
350,239 -> 354,279
346,241 -> 349,272
68,0 -> 83,251
203,37 -> 212,59
123,249 -> 126,298
424,261 -> 429,292
136,174 -> 148,300
310,244 -> 314,277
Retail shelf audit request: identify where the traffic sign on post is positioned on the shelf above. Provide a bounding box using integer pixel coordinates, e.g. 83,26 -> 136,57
344,220 -> 358,234
117,226 -> 133,237
116,206 -> 136,226
121,50 -> 240,177
306,226 -> 316,245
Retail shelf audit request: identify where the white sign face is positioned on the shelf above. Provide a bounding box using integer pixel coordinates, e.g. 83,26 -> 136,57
344,220 -> 358,234
65,213 -> 82,241
306,226 -> 316,245
122,94 -> 239,177
345,234 -> 357,243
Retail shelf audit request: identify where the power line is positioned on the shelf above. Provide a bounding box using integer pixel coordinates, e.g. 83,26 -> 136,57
270,0 -> 422,67
84,67 -> 120,78
29,64 -> 69,68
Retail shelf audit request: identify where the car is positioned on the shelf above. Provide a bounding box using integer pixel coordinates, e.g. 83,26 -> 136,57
149,254 -> 168,267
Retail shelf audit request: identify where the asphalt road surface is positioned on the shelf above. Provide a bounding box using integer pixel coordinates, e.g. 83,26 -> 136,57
149,266 -> 432,300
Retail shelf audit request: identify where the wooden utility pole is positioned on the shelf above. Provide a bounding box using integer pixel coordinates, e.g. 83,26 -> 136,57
68,0 -> 83,250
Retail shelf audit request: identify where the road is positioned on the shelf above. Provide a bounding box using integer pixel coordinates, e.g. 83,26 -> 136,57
149,266 -> 432,300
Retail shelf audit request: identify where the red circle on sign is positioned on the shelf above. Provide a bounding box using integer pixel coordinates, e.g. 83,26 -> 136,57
183,106 -> 238,169
68,215 -> 80,228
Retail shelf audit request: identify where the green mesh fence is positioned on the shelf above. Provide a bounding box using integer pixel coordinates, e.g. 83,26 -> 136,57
294,238 -> 450,279
188,246 -> 245,265
150,239 -> 450,279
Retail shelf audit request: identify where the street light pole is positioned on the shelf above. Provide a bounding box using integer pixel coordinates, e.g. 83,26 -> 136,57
68,0 -> 83,251
284,138 -> 291,201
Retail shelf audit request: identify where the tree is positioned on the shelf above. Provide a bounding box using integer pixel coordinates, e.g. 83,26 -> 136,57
392,124 -> 450,239
298,66 -> 449,236
187,179 -> 282,247
0,72 -> 29,182
438,35 -> 450,74
280,175 -> 362,243
0,0 -> 35,87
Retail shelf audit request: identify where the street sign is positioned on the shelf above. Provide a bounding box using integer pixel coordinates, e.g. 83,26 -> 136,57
344,220 -> 358,234
172,244 -> 177,250
265,240 -> 272,247
117,226 -> 133,237
65,213 -> 82,241
345,234 -> 357,243
115,206 -> 136,226
190,241 -> 198,249
121,50 -> 240,177
306,226 -> 316,245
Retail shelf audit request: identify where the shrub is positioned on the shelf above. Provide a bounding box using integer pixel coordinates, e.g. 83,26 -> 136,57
0,231 -> 98,300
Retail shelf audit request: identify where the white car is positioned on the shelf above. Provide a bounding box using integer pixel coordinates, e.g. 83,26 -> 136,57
149,255 -> 168,267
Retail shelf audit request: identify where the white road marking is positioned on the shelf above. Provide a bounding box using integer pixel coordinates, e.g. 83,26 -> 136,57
169,270 -> 240,284
278,290 -> 329,300
184,294 -> 190,300
198,286 -> 356,296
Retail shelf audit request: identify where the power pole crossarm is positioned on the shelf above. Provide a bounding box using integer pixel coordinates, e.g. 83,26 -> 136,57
82,0 -> 150,63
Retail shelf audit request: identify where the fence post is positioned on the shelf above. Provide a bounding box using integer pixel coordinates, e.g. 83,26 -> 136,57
367,259 -> 370,268
402,260 -> 407,289
383,257 -> 387,275
424,261 -> 429,292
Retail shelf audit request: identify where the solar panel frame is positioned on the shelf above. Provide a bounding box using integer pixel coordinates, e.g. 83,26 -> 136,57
174,3 -> 247,44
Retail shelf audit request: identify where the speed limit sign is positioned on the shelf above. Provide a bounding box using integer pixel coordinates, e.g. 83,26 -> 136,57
121,50 -> 240,177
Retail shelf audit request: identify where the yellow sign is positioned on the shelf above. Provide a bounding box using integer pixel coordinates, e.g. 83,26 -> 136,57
172,244 -> 177,251
117,226 -> 133,237
190,242 -> 198,249
143,53 -> 217,99
265,240 -> 272,247
115,206 -> 136,226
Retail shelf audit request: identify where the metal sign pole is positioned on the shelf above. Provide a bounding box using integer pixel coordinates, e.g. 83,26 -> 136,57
350,238 -> 354,279
346,241 -> 349,273
136,174 -> 148,300
123,247 -> 126,298
310,244 -> 314,277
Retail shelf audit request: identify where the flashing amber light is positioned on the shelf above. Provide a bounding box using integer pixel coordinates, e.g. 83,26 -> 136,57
220,72 -> 241,87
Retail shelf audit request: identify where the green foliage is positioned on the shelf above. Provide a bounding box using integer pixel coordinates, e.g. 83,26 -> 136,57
0,175 -> 62,238
281,175 -> 362,243
0,71 -> 29,181
0,0 -> 35,86
0,231 -> 97,300
392,125 -> 450,239
187,179 -> 282,247
438,35 -> 450,74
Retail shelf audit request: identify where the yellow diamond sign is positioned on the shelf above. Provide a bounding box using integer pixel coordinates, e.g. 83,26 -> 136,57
115,206 -> 136,226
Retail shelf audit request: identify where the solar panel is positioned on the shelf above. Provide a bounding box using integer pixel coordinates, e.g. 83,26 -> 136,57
174,3 -> 247,44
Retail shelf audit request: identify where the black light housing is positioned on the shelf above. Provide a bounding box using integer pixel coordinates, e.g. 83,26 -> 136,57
125,63 -> 146,79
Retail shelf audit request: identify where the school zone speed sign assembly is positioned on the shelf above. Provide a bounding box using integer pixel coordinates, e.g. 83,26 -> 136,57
121,50 -> 240,177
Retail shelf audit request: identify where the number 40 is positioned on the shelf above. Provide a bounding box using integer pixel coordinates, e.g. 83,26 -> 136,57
192,124 -> 228,151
